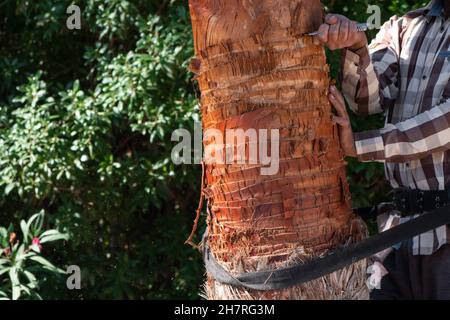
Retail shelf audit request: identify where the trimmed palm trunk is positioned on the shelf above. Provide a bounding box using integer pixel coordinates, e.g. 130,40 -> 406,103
189,0 -> 368,300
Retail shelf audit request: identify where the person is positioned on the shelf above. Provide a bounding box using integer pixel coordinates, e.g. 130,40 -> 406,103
318,0 -> 450,299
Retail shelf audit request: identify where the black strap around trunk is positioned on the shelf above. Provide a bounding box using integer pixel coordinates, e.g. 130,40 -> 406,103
203,206 -> 450,291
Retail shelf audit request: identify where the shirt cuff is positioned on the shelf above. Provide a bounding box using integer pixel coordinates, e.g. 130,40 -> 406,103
354,129 -> 386,162
342,46 -> 371,76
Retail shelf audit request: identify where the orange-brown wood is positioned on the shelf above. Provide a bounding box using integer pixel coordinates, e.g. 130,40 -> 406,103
189,0 -> 367,300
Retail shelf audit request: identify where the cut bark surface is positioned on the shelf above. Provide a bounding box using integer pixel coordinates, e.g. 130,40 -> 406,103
189,0 -> 368,300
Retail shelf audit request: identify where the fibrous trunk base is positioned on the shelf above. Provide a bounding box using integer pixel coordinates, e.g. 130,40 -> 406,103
202,217 -> 369,300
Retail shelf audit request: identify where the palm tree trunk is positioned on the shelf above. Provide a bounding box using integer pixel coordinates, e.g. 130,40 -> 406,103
189,0 -> 368,300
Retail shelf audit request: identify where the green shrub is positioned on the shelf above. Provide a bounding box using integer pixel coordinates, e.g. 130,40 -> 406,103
0,211 -> 68,300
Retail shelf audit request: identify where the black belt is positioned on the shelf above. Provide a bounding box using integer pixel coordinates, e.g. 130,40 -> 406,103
393,188 -> 450,214
203,203 -> 450,291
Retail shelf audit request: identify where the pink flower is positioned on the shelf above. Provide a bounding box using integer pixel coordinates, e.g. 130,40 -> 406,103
32,237 -> 43,251
2,247 -> 11,256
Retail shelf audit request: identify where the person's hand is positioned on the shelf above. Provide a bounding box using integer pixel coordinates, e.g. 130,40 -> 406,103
329,86 -> 357,157
317,14 -> 367,51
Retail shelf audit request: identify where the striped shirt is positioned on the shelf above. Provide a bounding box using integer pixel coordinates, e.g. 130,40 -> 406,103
341,0 -> 450,255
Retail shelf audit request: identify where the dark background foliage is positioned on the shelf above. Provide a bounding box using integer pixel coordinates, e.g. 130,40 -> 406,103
0,0 -> 429,299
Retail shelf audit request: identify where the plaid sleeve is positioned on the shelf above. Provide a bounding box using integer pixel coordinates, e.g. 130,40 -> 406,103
341,17 -> 401,116
354,99 -> 450,163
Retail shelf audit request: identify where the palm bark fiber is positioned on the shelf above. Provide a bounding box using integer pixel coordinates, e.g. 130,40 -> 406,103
189,0 -> 369,300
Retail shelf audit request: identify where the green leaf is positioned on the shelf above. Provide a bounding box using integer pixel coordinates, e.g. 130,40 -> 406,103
29,291 -> 42,300
16,250 -> 35,262
0,227 -> 7,239
39,231 -> 69,244
29,255 -> 64,273
19,284 -> 31,297
26,211 -> 45,237
12,286 -> 20,300
4,183 -> 15,195
13,244 -> 26,265
0,267 -> 10,276
9,267 -> 21,300
23,270 -> 38,289
0,258 -> 10,266
29,244 -> 41,253
20,220 -> 29,244
38,229 -> 60,238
